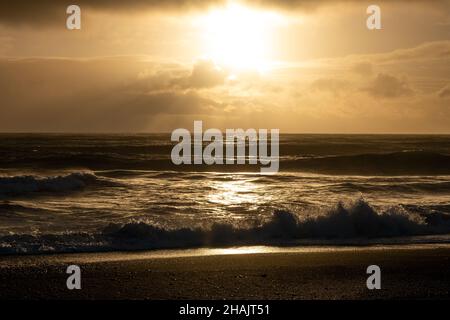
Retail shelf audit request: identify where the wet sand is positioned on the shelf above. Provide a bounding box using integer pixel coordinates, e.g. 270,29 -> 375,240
0,246 -> 449,299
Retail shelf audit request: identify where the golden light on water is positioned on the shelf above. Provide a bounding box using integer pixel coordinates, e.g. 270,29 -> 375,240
207,178 -> 261,206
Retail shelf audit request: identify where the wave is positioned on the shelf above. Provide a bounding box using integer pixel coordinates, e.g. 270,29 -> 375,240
332,181 -> 450,194
282,151 -> 450,175
1,199 -> 449,255
2,151 -> 450,175
0,172 -> 117,197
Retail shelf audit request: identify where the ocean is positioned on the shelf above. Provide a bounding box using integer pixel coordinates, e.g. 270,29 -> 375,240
1,133 -> 450,254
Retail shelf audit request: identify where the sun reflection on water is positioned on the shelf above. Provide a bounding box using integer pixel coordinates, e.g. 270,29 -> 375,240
207,177 -> 262,206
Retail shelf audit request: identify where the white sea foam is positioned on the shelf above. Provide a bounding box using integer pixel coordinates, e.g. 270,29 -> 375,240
1,199 -> 449,255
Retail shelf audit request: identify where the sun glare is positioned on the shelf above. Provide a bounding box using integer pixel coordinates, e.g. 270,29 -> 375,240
198,3 -> 284,73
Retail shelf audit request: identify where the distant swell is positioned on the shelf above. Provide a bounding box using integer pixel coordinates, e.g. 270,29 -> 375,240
0,172 -> 112,197
283,151 -> 450,175
1,199 -> 450,255
2,151 -> 450,175
333,181 -> 450,194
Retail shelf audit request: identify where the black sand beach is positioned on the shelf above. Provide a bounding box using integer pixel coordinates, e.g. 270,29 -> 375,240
1,245 -> 449,300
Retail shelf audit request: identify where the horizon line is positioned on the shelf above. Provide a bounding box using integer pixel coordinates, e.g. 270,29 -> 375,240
1,132 -> 450,135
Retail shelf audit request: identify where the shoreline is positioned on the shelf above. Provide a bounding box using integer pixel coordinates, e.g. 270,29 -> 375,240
1,242 -> 450,263
1,244 -> 449,299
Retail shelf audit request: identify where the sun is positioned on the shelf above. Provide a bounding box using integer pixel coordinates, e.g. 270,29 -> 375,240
198,3 -> 283,73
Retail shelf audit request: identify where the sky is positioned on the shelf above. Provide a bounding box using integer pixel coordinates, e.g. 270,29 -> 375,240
0,0 -> 449,133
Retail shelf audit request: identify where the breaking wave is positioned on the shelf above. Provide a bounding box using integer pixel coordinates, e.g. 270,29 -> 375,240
1,199 -> 450,255
0,172 -> 115,197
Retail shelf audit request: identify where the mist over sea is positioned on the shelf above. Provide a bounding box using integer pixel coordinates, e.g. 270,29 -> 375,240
1,134 -> 450,255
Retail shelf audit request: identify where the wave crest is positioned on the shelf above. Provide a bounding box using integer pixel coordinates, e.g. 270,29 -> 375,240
0,172 -> 108,197
1,199 -> 450,255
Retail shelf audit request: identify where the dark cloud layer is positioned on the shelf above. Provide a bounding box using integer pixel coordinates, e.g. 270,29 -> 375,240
1,0 -> 448,26
0,0 -> 224,26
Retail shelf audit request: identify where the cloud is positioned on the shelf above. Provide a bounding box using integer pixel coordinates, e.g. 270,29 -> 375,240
0,56 -> 224,132
364,73 -> 413,98
438,84 -> 450,98
249,0 -> 450,10
174,60 -> 227,89
350,62 -> 373,76
311,78 -> 350,95
0,35 -> 13,55
0,0 -> 225,26
373,41 -> 450,64
2,0 -> 449,26
1,39 -> 450,133
127,59 -> 228,91
129,91 -> 221,114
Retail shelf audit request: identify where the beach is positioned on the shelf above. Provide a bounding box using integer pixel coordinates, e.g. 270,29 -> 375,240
1,245 -> 449,300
